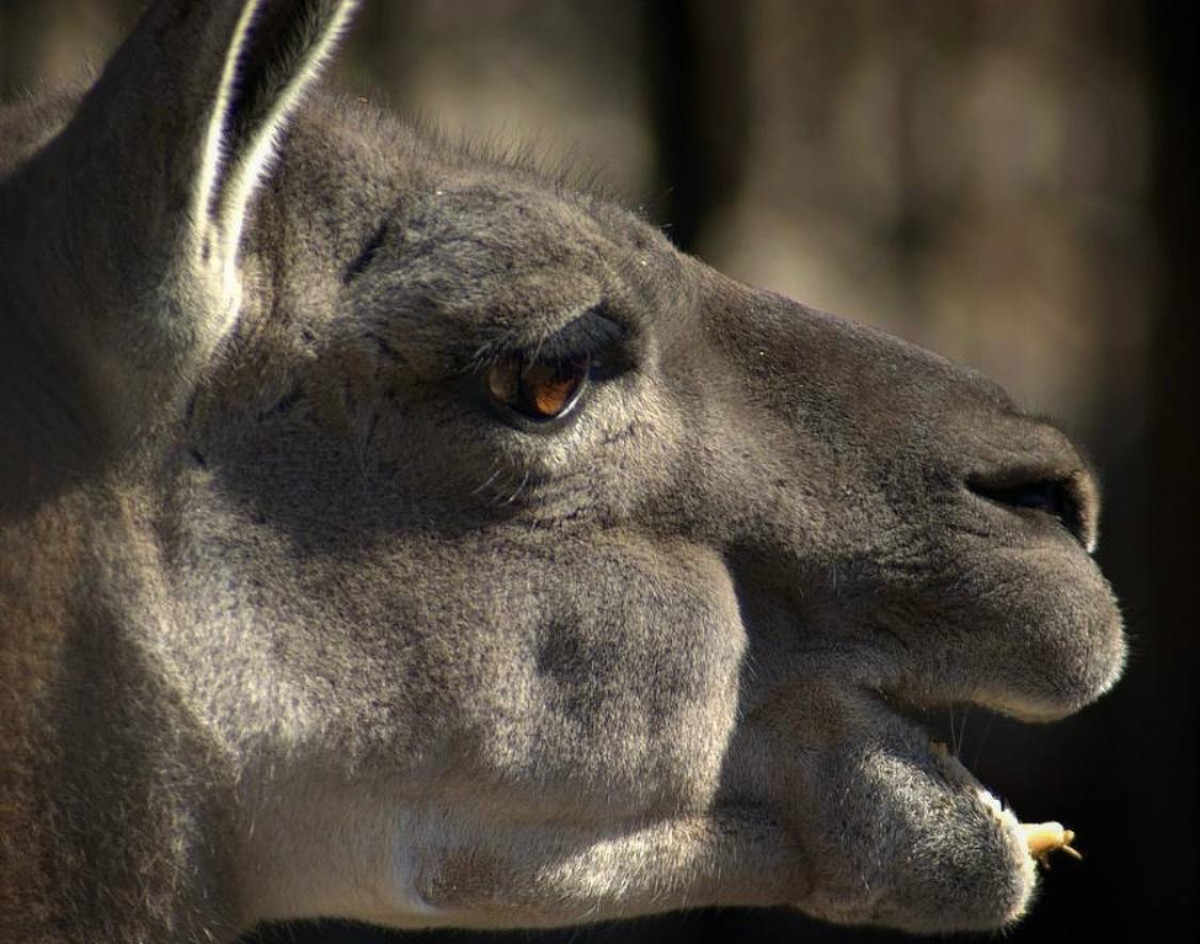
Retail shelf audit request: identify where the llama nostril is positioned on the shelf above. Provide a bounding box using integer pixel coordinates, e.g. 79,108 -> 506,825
967,475 -> 1092,550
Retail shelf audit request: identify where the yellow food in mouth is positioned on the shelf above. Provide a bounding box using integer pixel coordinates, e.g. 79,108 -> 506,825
1021,822 -> 1081,867
928,739 -> 1082,870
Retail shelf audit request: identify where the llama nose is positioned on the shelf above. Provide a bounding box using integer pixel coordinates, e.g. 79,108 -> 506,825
966,467 -> 1097,552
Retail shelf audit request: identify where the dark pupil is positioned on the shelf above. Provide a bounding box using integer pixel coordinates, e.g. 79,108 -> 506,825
487,353 -> 588,419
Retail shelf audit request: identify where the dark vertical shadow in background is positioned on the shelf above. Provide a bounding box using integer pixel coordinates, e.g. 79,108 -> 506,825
1143,0 -> 1199,932
641,0 -> 749,253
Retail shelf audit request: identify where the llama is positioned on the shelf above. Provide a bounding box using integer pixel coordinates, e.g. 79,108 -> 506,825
0,1 -> 1125,941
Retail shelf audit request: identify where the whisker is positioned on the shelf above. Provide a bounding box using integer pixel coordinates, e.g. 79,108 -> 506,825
471,461 -> 505,497
972,711 -> 996,771
499,468 -> 531,506
956,704 -> 971,758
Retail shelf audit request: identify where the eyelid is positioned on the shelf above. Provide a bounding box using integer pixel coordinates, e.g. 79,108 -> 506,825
475,305 -> 632,372
536,307 -> 627,361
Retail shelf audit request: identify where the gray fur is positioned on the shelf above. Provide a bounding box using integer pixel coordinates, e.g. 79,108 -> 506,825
0,1 -> 1125,942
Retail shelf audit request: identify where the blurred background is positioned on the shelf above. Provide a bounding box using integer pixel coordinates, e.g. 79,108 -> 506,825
2,1 -> 1194,941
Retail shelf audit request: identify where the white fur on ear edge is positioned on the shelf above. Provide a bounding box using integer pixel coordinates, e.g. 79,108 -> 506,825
191,0 -> 358,320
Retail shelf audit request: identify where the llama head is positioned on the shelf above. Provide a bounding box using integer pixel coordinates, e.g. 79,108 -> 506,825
0,0 -> 1124,939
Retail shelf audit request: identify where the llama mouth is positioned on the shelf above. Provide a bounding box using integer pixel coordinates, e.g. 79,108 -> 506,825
854,690 -> 1089,873
889,698 -> 1084,875
922,737 -> 1080,868
786,705 -> 1043,931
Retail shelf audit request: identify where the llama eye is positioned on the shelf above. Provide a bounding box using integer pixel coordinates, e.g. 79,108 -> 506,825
484,352 -> 590,425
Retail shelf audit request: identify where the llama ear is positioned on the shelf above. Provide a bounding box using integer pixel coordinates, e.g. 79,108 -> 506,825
190,0 -> 359,313
15,0 -> 356,431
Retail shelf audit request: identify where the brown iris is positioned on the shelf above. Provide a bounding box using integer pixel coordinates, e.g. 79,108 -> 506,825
484,352 -> 590,423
